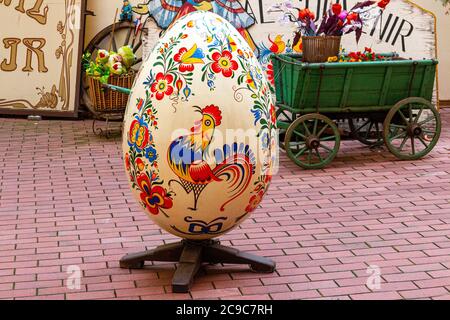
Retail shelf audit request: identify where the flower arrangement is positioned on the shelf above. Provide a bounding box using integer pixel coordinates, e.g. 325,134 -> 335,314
327,47 -> 387,63
82,45 -> 136,84
270,0 -> 391,44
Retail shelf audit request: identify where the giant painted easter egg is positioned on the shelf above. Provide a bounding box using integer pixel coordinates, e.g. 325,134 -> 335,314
123,11 -> 277,240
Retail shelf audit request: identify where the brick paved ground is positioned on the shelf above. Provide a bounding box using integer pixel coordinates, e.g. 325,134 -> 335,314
0,110 -> 449,300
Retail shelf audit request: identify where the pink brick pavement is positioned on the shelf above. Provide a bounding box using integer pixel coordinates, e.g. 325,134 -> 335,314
0,109 -> 449,300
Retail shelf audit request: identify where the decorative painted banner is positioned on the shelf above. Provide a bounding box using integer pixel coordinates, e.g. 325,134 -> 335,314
0,0 -> 86,116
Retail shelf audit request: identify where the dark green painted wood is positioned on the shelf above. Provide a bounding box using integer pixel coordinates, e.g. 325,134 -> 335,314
270,54 -> 438,114
379,67 -> 393,106
340,68 -> 353,109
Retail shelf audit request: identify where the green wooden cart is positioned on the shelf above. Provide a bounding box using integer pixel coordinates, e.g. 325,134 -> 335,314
271,53 -> 441,169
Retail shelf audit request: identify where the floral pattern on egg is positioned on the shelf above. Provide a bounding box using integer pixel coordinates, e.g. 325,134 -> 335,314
123,11 -> 277,240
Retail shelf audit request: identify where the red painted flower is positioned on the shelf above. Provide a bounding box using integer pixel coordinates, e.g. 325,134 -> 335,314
245,191 -> 264,213
174,47 -> 195,72
137,173 -> 173,215
151,72 -> 174,100
211,50 -> 238,78
136,158 -> 145,171
264,174 -> 273,185
378,0 -> 390,9
266,62 -> 275,86
128,118 -> 150,150
136,98 -> 144,111
270,104 -> 276,125
125,153 -> 131,171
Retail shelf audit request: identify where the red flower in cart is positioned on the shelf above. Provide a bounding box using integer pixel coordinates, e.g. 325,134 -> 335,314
298,8 -> 315,21
151,72 -> 174,100
332,3 -> 342,16
346,12 -> 359,23
137,173 -> 173,215
378,0 -> 390,9
211,50 -> 238,78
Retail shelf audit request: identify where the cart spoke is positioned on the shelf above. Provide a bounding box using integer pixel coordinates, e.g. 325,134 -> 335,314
320,136 -> 337,142
315,149 -> 324,162
307,150 -> 313,163
389,130 -> 407,142
319,143 -> 333,153
418,136 -> 429,149
408,104 -> 413,121
295,147 -> 308,158
316,124 -> 330,138
418,115 -> 435,126
313,119 -> 319,135
410,137 -> 416,155
398,135 -> 409,152
398,109 -> 410,125
390,124 -> 407,130
112,36 -> 118,53
303,122 -> 311,136
414,105 -> 425,124
124,27 -> 133,46
422,129 -> 436,135
293,129 -> 307,140
133,40 -> 143,52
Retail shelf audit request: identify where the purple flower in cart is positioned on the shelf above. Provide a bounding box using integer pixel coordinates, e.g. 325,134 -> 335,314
339,10 -> 348,21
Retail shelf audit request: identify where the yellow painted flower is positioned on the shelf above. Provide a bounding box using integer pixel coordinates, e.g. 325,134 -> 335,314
327,56 -> 338,63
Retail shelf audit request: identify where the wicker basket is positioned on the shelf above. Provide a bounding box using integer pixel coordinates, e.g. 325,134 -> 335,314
302,36 -> 341,63
88,71 -> 135,113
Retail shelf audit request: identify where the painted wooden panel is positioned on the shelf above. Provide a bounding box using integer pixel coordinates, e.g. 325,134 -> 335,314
0,0 -> 86,117
86,0 -> 440,99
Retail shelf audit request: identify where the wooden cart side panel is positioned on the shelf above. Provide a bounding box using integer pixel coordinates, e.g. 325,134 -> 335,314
272,58 -> 283,104
274,63 -> 437,113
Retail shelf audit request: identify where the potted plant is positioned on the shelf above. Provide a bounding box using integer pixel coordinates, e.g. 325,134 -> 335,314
270,1 -> 391,63
82,45 -> 136,113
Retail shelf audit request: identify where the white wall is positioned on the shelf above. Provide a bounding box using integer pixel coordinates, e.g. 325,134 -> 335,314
85,0 -> 450,100
413,0 -> 450,101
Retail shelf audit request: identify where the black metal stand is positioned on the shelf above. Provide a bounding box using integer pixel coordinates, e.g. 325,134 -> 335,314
120,240 -> 276,293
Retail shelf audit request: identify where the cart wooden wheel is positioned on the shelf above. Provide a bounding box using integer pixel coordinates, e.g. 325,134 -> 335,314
284,113 -> 341,169
82,21 -> 145,111
383,97 -> 441,160
348,117 -> 383,146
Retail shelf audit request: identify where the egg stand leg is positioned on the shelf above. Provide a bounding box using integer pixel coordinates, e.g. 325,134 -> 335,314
120,239 -> 276,293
